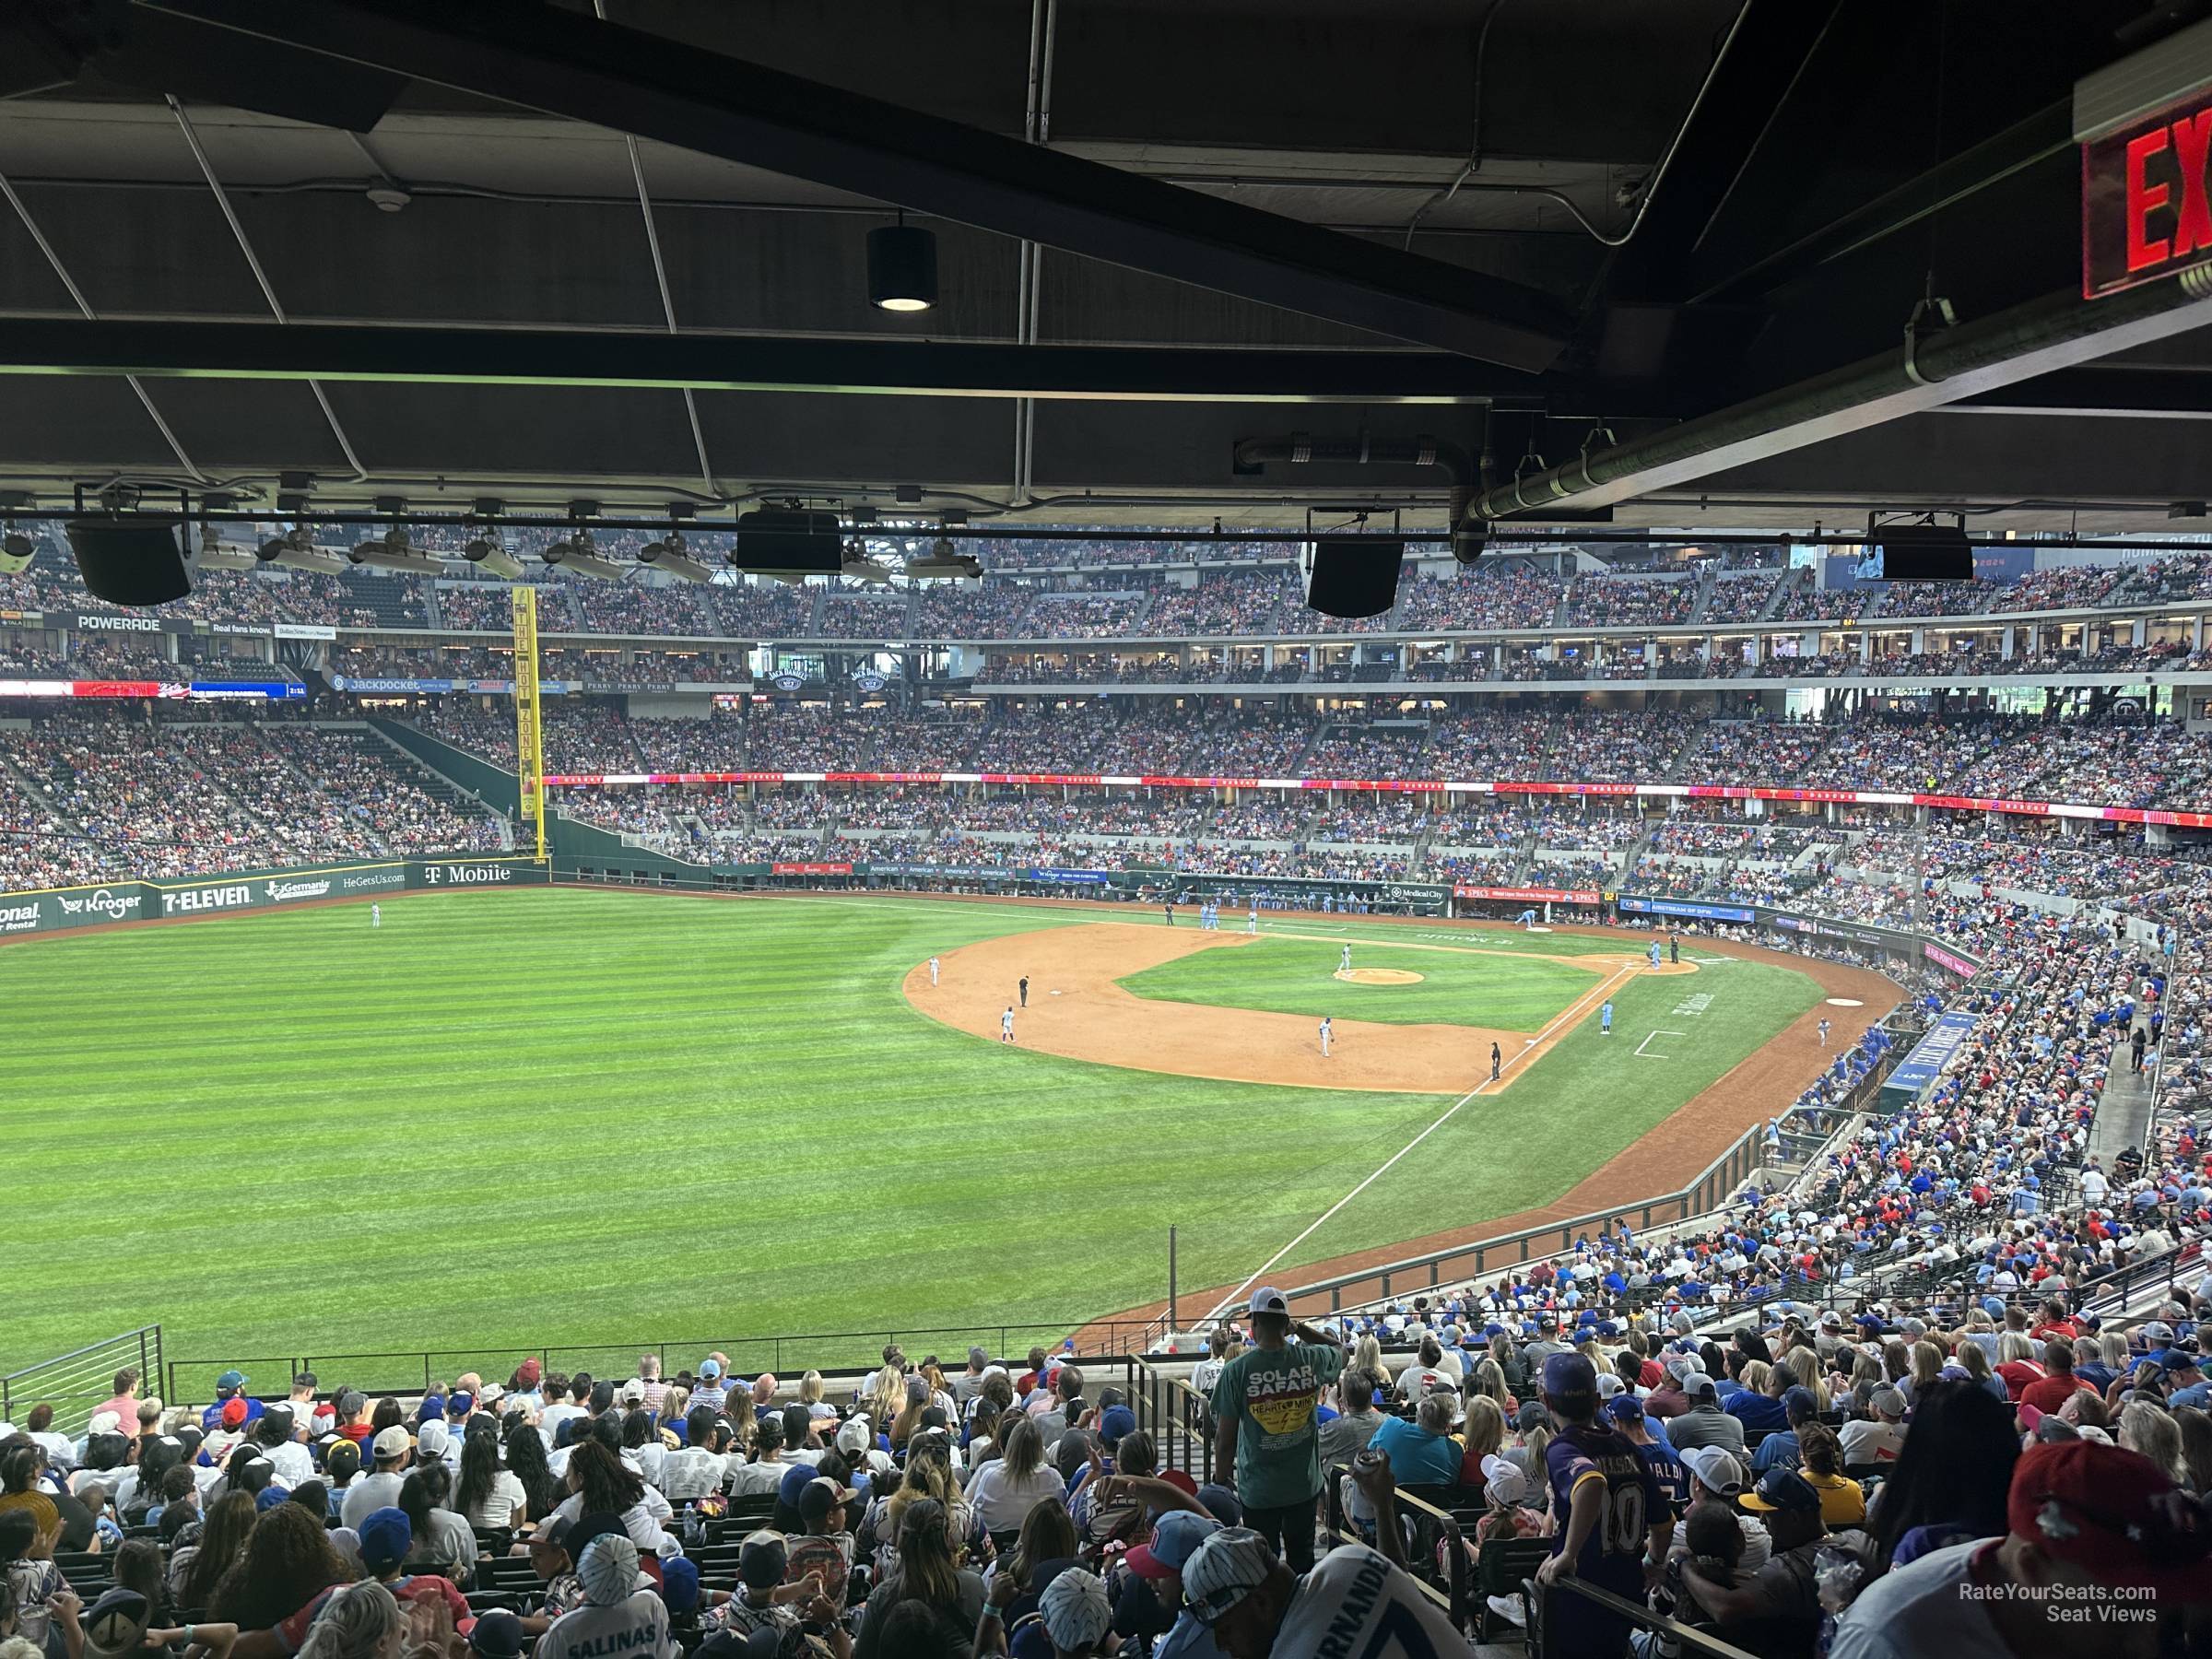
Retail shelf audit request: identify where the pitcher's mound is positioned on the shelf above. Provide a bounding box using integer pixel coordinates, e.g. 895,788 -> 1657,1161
1335,967 -> 1425,985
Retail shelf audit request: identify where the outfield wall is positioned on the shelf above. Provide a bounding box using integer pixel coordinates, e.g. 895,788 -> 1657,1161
0,856 -> 547,938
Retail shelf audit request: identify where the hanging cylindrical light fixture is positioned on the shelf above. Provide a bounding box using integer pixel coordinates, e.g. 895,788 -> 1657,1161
867,213 -> 938,312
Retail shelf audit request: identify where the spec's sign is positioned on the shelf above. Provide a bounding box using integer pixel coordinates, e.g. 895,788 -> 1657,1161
2084,87 -> 2212,297
1453,884 -> 1601,903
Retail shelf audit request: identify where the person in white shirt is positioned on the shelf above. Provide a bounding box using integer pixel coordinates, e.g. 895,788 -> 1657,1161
340,1426 -> 414,1529
546,1441 -> 671,1555
724,1417 -> 789,1499
538,1535 -> 676,1659
254,1407 -> 317,1489
964,1418 -> 1063,1533
1838,1389 -> 1908,1467
655,1411 -> 729,1503
454,1420 -> 529,1529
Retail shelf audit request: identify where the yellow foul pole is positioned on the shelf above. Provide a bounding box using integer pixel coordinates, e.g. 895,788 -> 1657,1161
512,586 -> 547,863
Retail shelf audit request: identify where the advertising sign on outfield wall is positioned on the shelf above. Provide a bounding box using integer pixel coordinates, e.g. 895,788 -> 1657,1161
1453,884 -> 1602,903
770,862 -> 853,877
414,860 -> 549,888
1616,895 -> 1758,924
0,858 -> 547,938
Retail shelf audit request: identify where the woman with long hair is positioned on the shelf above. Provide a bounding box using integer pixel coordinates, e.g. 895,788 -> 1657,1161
1355,1335 -> 1386,1382
396,1466 -> 476,1588
864,1366 -> 906,1439
1900,1341 -> 1945,1406
552,1440 -> 668,1552
963,1418 -> 1060,1535
1783,1347 -> 1830,1410
368,1399 -> 404,1439
994,1495 -> 1077,1604
1953,1340 -> 2006,1403
1865,1382 -> 2017,1574
1469,1360 -> 1514,1417
797,1371 -> 835,1421
2173,1406 -> 2211,1496
1879,1338 -> 1912,1385
453,1422 -> 524,1531
0,1448 -> 55,1539
172,1490 -> 256,1611
1456,1396 -> 1507,1489
851,1498 -> 985,1659
500,1422 -> 558,1524
889,1375 -> 931,1453
0,1510 -> 65,1654
207,1503 -> 354,1631
2117,1401 -> 2186,1484
294,1580 -> 404,1659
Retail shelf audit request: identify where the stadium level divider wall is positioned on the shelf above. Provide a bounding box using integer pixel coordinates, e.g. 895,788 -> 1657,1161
0,856 -> 547,937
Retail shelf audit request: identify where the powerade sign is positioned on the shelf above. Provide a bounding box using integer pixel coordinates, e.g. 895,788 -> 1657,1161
1617,894 -> 1756,924
1029,867 -> 1112,885
1882,1009 -> 1979,1101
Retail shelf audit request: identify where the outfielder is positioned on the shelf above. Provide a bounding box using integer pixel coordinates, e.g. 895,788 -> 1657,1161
1000,1006 -> 1016,1044
1318,1016 -> 1333,1058
371,902 -> 381,929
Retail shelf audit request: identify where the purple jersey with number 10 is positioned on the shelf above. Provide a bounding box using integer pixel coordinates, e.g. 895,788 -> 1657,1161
1542,1420 -> 1665,1593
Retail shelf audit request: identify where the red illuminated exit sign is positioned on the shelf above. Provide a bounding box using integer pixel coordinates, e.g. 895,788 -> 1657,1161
2081,22 -> 2212,296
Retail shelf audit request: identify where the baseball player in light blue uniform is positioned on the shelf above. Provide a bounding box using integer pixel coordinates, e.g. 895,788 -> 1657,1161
1600,1000 -> 1614,1036
1649,941 -> 1663,970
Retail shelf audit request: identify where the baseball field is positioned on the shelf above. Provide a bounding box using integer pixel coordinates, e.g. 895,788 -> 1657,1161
0,887 -> 1884,1384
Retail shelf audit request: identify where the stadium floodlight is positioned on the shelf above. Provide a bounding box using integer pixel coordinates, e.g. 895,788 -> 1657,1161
257,525 -> 348,576
542,532 -> 629,582
904,535 -> 982,580
638,531 -> 715,583
461,526 -> 525,582
840,540 -> 894,584
0,531 -> 34,575
349,526 -> 443,577
195,526 -> 260,571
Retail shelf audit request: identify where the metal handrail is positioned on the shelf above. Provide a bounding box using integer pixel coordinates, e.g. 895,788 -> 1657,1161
1540,1579 -> 1767,1659
1319,1467 -> 1467,1630
1,1326 -> 161,1434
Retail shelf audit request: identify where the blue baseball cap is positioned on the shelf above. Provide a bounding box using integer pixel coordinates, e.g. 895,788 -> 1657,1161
1124,1510 -> 1219,1581
1194,1482 -> 1241,1527
1606,1396 -> 1645,1424
416,1395 -> 446,1425
1781,1386 -> 1819,1421
2156,1349 -> 2202,1373
1541,1352 -> 1597,1398
1099,1405 -> 1136,1445
359,1507 -> 412,1573
697,1359 -> 722,1381
656,1556 -> 700,1613
254,1485 -> 291,1512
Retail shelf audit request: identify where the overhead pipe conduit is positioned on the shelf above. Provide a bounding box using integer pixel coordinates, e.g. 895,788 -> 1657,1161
1231,433 -> 1484,559
1472,268 -> 2212,523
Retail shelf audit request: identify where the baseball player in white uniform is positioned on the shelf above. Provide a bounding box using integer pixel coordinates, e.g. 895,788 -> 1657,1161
929,955 -> 940,987
1001,1006 -> 1015,1044
1340,943 -> 1352,973
371,902 -> 381,928
1247,905 -> 1258,935
1318,1016 -> 1333,1057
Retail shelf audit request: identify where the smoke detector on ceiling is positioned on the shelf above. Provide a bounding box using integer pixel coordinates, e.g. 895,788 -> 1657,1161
365,186 -> 412,214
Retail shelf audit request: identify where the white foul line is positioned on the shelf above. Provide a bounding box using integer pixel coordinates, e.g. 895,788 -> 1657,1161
1201,958 -> 1643,1324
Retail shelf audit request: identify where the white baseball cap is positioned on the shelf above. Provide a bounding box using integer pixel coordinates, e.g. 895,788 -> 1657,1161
1247,1288 -> 1289,1316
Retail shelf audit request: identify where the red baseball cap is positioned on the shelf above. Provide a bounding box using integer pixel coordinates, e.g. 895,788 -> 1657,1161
2008,1441 -> 2210,1594
220,1398 -> 248,1429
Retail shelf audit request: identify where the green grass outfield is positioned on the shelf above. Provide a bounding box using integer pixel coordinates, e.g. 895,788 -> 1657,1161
0,891 -> 1821,1382
1120,933 -> 1600,1030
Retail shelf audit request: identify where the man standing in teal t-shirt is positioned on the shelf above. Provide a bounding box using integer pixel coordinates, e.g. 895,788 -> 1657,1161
1209,1287 -> 1344,1573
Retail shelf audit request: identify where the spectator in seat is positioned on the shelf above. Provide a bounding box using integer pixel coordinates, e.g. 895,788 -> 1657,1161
453,1422 -> 525,1532
396,1466 -> 476,1587
1759,1424 -> 1862,1528
1677,1468 -> 1827,1655
1862,1382 -> 2018,1572
967,1419 -> 1061,1536
0,1509 -> 68,1657
1839,1387 -> 1909,1468
1674,1446 -> 1766,1570
290,1581 -> 403,1659
1206,1289 -> 1343,1575
338,1427 -> 409,1530
206,1502 -> 351,1636
726,1418 -> 786,1498
1111,1506 -> 1223,1659
1830,1441 -> 2206,1659
502,1422 -> 558,1524
1724,1360 -> 1790,1436
539,1535 -> 672,1659
171,1489 -> 254,1610
0,1450 -> 55,1541
1315,1371 -> 1384,1470
1532,1353 -> 1673,1658
1665,1373 -> 1747,1454
1173,1459 -> 1464,1658
1750,1388 -> 1823,1474
1608,1398 -> 1689,1518
703,1530 -> 804,1646
852,1497 -> 985,1657
2018,1339 -> 2098,1417
1033,1369 -> 1087,1451
549,1441 -> 670,1555
784,1477 -> 857,1610
1363,1394 -> 1460,1489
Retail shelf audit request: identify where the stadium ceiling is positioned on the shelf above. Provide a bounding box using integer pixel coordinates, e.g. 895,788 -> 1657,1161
5,0 -> 2212,537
